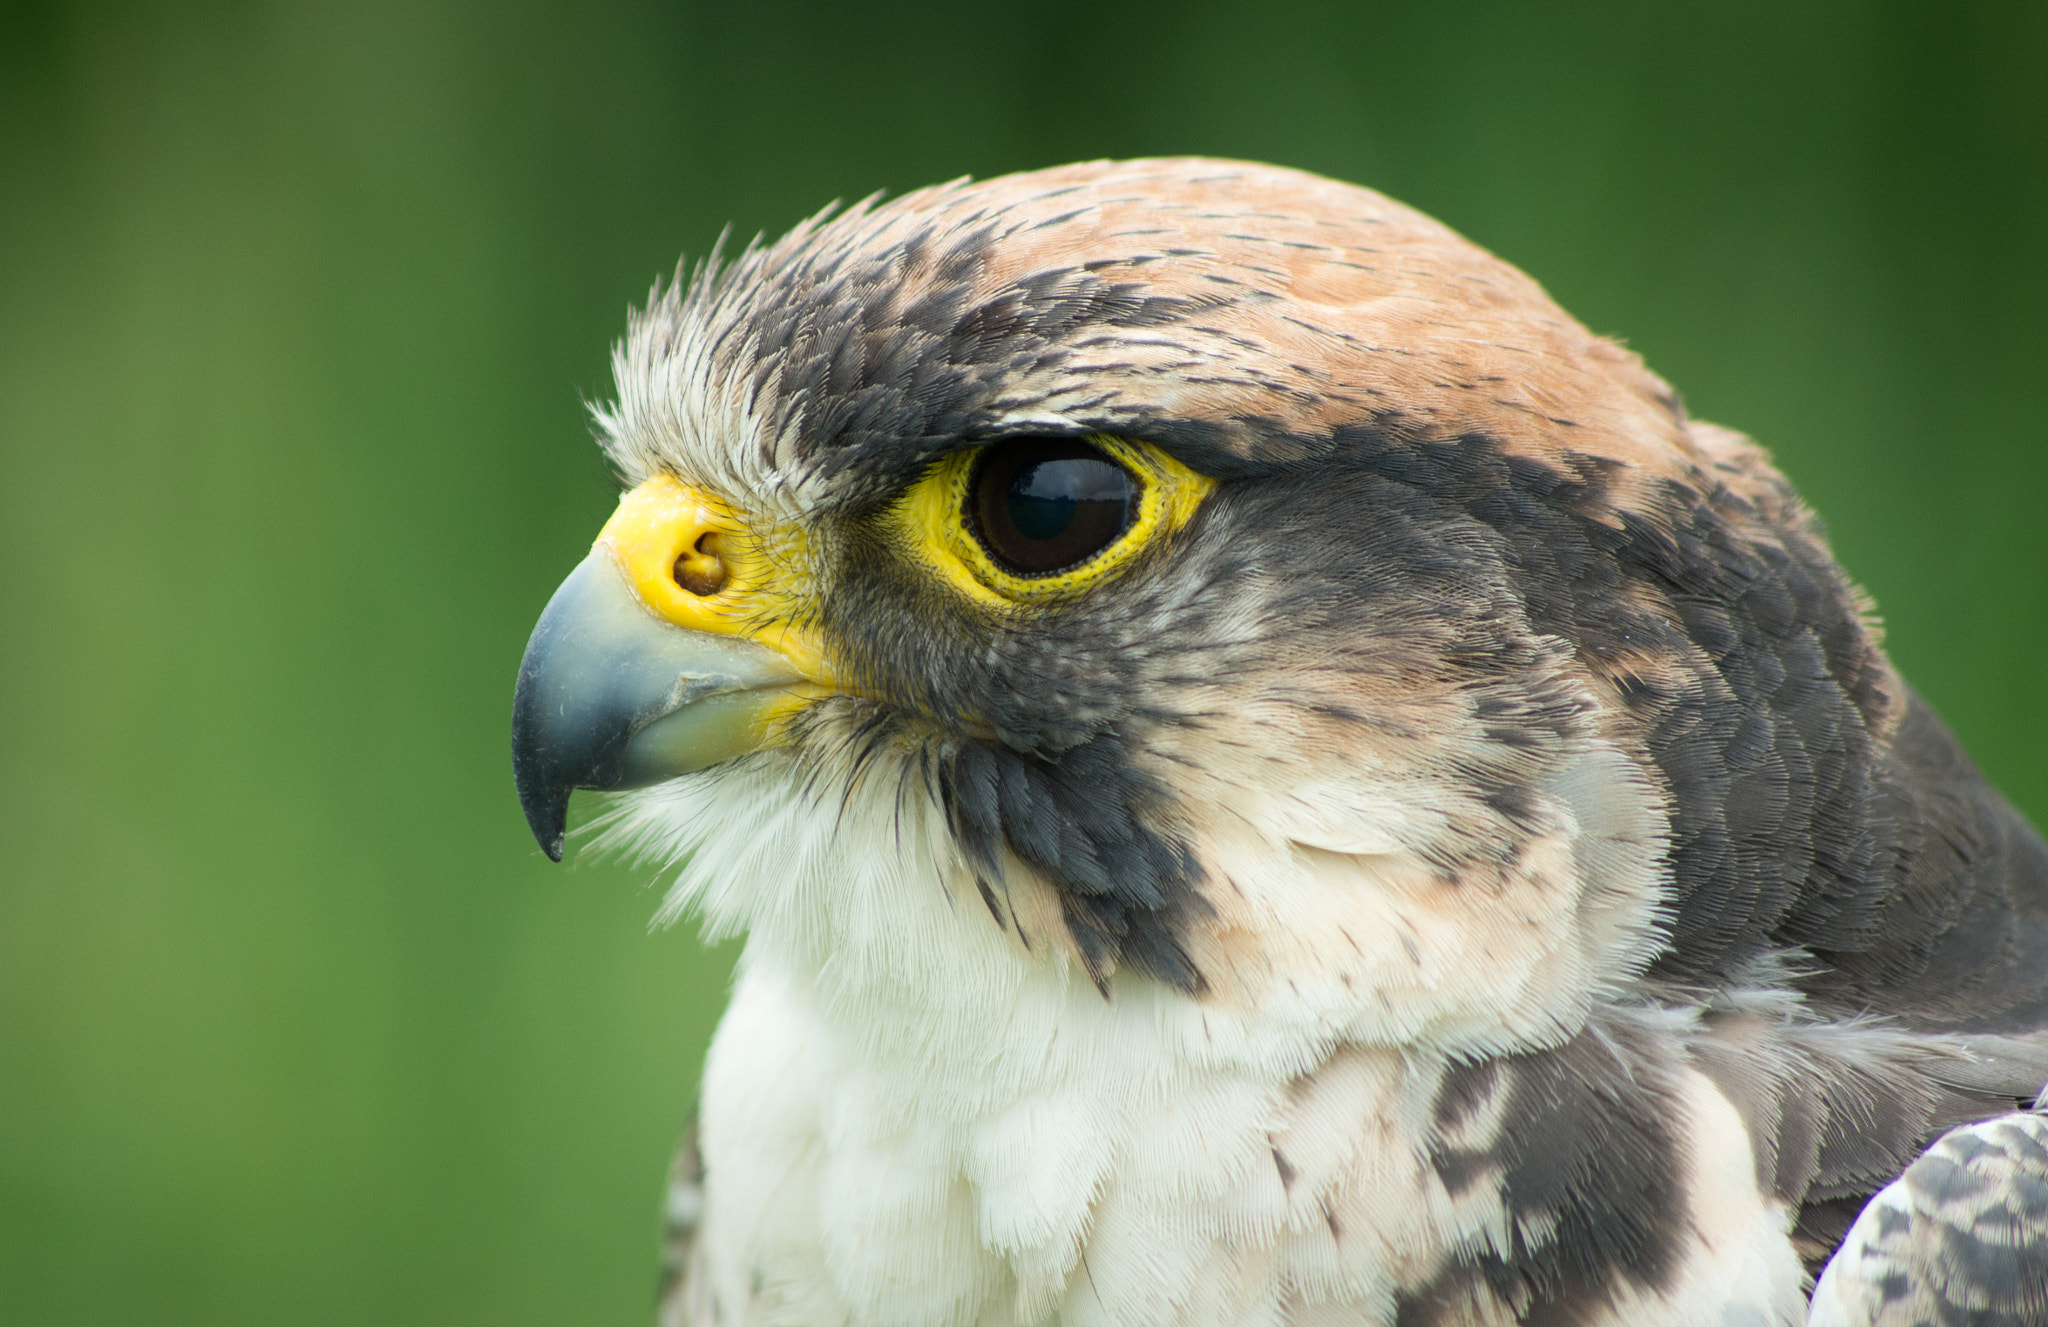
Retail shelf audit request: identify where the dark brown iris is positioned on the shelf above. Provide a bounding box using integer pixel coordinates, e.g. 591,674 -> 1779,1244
969,439 -> 1135,577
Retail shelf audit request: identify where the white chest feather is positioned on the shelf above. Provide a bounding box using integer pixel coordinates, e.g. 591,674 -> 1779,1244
695,954 -> 1806,1327
610,744 -> 1806,1327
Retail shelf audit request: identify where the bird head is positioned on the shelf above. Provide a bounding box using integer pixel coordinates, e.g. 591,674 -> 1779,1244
511,159 -> 1893,1050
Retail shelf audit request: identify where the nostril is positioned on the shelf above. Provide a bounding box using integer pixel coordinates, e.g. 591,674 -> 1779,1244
673,532 -> 730,597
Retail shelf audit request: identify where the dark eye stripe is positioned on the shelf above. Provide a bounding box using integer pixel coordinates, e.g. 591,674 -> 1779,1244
969,439 -> 1135,577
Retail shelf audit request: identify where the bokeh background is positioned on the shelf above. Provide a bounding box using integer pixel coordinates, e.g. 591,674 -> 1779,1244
3,1 -> 2044,1322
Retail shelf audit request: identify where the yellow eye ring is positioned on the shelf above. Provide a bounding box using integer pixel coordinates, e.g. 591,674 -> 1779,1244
884,434 -> 1215,608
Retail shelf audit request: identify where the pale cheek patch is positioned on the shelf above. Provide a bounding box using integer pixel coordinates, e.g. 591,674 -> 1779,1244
1137,668 -> 1670,1057
1183,797 -> 1653,1058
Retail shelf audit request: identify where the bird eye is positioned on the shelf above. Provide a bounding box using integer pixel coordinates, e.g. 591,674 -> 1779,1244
969,439 -> 1136,577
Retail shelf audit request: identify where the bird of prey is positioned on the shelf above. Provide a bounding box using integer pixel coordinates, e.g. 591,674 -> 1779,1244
510,159 -> 2048,1326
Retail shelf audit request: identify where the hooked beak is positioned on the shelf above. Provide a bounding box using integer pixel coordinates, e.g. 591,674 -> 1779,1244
509,478 -> 827,860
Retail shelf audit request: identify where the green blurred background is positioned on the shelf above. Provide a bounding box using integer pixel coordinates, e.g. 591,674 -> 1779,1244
2,1 -> 2043,1322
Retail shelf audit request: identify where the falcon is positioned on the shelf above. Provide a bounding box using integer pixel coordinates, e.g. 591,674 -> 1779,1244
509,159 -> 2048,1326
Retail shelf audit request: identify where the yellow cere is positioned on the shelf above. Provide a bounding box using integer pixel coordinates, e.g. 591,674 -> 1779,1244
594,474 -> 836,684
886,435 -> 1216,609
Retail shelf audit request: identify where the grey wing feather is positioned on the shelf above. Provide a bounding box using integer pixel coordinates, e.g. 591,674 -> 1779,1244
1804,693 -> 2048,1036
1782,694 -> 2048,1259
1807,1112 -> 2048,1326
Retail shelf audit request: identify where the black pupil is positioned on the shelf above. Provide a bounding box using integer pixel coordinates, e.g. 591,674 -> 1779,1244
970,439 -> 1135,577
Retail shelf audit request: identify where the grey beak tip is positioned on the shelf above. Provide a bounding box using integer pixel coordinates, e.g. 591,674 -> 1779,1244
512,723 -> 574,862
523,782 -> 570,862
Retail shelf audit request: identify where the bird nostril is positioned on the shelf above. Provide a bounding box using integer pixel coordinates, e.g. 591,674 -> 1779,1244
673,532 -> 730,597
